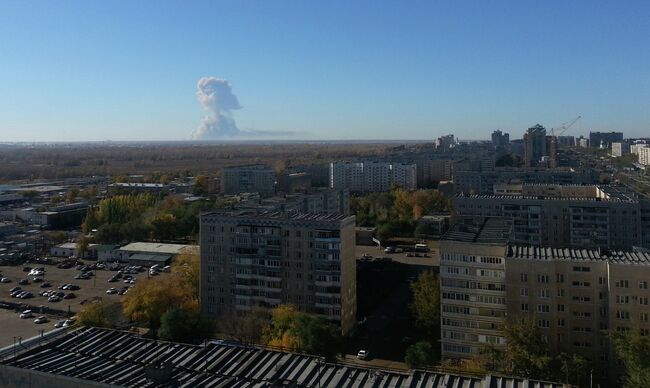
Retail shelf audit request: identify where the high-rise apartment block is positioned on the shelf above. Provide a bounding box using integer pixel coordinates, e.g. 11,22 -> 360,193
611,142 -> 630,157
416,159 -> 453,187
199,210 -> 357,334
435,134 -> 456,149
455,184 -> 650,249
589,131 -> 623,148
329,161 -> 417,192
491,130 -> 510,149
523,124 -> 547,167
638,147 -> 650,166
221,165 -> 276,197
440,219 -> 650,385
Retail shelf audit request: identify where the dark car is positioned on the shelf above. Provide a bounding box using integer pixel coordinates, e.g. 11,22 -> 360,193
18,279 -> 29,285
32,277 -> 44,283
63,293 -> 76,299
9,286 -> 22,293
40,282 -> 52,288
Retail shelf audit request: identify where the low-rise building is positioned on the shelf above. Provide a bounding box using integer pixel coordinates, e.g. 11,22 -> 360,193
114,242 -> 198,265
50,242 -> 99,259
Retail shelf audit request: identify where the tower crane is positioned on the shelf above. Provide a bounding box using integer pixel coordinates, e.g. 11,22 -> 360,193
551,115 -> 581,137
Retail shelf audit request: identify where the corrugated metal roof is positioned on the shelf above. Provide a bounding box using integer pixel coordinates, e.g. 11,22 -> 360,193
2,327 -> 566,388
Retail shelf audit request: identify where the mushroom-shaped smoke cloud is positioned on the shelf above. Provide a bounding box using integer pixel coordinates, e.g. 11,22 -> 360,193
192,77 -> 242,139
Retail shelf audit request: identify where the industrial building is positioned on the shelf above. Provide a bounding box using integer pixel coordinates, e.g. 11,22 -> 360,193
0,327 -> 564,388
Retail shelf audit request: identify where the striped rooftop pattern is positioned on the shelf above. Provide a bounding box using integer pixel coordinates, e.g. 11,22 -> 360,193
508,245 -> 650,264
1,327 -> 566,388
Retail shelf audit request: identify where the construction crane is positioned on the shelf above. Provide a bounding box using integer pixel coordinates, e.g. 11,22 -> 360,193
551,115 -> 581,137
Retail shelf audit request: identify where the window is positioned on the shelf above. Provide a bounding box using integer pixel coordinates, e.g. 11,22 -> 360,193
599,276 -> 606,285
520,273 -> 528,282
558,319 -> 565,327
557,304 -> 565,312
520,288 -> 529,297
557,289 -> 565,297
572,281 -> 591,287
616,280 -> 630,288
521,303 -> 529,312
573,266 -> 591,272
538,289 -> 550,298
640,297 -> 649,305
537,274 -> 549,283
616,310 -> 631,320
641,281 -> 649,289
538,319 -> 550,328
537,304 -> 550,313
556,273 -> 564,283
640,312 -> 648,322
572,296 -> 591,303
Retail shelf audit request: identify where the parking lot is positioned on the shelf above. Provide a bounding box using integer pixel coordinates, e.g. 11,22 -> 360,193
0,261 -> 166,347
355,240 -> 440,267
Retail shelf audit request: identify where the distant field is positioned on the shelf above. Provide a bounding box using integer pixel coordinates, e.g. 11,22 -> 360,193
0,142 -> 411,182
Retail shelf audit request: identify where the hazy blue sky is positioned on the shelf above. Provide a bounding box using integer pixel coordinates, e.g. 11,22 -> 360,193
0,1 -> 648,141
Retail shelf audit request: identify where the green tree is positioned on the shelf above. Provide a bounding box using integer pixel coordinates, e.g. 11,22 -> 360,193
405,341 -> 433,368
159,307 -> 214,343
501,316 -> 553,380
410,272 -> 440,341
610,330 -> 650,388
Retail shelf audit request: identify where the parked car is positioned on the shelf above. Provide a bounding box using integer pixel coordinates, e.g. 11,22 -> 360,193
0,277 -> 11,283
106,288 -> 118,294
48,295 -> 61,303
18,279 -> 29,285
62,318 -> 76,328
63,293 -> 76,299
19,310 -> 33,319
32,277 -> 44,283
9,286 -> 21,293
34,316 -> 48,324
40,282 -> 52,288
357,350 -> 370,360
54,319 -> 66,328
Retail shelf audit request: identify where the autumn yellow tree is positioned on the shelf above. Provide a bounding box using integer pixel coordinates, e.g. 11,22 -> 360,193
122,276 -> 196,335
78,300 -> 111,328
172,246 -> 200,301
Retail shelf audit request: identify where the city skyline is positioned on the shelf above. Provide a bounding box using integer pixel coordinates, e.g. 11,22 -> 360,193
1,1 -> 649,141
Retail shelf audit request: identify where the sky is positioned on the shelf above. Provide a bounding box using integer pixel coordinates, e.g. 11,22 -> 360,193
0,0 -> 648,141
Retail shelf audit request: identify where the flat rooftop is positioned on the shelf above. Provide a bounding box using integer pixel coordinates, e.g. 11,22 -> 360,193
442,217 -> 512,244
203,209 -> 350,222
0,327 -> 563,388
118,242 -> 197,255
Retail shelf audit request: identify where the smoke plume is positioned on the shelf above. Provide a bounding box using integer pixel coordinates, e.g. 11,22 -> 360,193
192,77 -> 242,139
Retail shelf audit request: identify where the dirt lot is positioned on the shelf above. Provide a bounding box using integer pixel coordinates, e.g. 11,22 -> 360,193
0,308 -> 59,349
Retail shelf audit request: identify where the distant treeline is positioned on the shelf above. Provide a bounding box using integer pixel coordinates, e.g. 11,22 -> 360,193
0,143 -> 394,182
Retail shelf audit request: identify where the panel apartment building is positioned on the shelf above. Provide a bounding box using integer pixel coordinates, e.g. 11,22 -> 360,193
329,161 -> 417,192
221,165 -> 276,197
455,183 -> 650,249
440,218 -> 650,385
199,209 -> 357,334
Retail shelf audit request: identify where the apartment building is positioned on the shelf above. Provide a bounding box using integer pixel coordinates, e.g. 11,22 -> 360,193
638,147 -> 650,166
440,223 -> 650,385
506,245 -> 650,385
439,218 -> 512,357
455,184 -> 648,249
611,142 -> 630,157
589,131 -> 623,148
329,161 -> 417,192
416,159 -> 453,187
453,168 -> 598,195
199,209 -> 356,334
240,189 -> 350,216
221,165 -> 276,197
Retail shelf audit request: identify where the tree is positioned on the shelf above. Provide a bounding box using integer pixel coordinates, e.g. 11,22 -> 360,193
78,300 -> 111,328
405,341 -> 433,368
263,304 -> 341,361
610,330 -> 650,388
76,235 -> 90,258
216,309 -> 269,344
193,175 -> 209,195
65,187 -> 80,204
150,213 -> 177,241
46,230 -> 67,245
410,272 -> 440,340
172,247 -> 200,301
159,307 -> 214,343
501,316 -> 554,380
122,276 -> 196,335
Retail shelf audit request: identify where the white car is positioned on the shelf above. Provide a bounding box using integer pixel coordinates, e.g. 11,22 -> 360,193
106,288 -> 118,294
28,269 -> 45,276
19,310 -> 33,319
62,318 -> 76,328
34,316 -> 48,324
0,277 -> 11,283
357,350 -> 369,360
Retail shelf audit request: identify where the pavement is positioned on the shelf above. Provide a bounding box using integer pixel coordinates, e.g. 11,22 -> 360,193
355,241 -> 440,267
